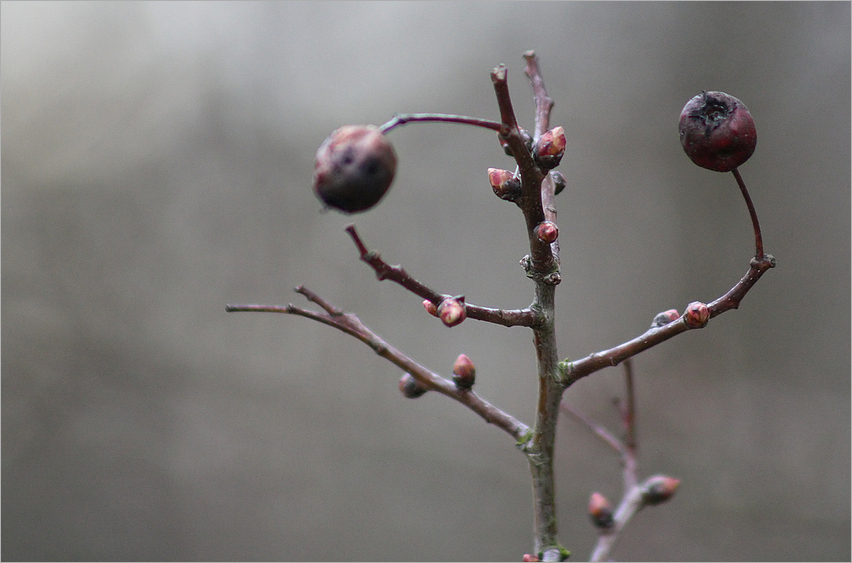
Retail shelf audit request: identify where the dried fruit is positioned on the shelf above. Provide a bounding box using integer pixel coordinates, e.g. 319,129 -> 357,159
679,91 -> 756,172
313,125 -> 397,213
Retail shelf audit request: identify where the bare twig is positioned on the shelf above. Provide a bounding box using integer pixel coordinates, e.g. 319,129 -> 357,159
227,288 -> 530,442
491,64 -> 554,281
588,474 -> 679,562
560,254 -> 775,386
344,225 -> 539,328
562,361 -> 677,562
523,50 -> 555,141
379,113 -> 507,135
731,168 -> 764,259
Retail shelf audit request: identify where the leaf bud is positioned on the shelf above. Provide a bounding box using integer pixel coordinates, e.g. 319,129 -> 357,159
679,91 -> 756,172
488,168 -> 522,202
533,126 -> 566,170
651,309 -> 680,328
534,220 -> 559,244
588,492 -> 614,529
550,170 -> 567,196
684,301 -> 710,328
313,125 -> 397,213
642,475 -> 680,506
437,296 -> 466,327
452,353 -> 476,390
423,299 -> 438,317
398,373 -> 427,399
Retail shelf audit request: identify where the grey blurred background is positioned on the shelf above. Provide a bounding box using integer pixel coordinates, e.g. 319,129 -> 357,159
2,2 -> 849,561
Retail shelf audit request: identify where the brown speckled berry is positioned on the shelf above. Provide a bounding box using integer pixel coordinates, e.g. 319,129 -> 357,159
313,125 -> 397,213
679,91 -> 756,172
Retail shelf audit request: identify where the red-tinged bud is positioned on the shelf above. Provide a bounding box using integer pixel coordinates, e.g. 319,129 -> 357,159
642,475 -> 680,506
423,299 -> 438,317
651,309 -> 680,328
550,170 -> 567,196
399,373 -> 427,399
679,91 -> 756,172
437,296 -> 466,327
533,126 -> 566,170
488,168 -> 522,202
452,354 -> 476,390
588,492 -> 614,529
313,125 -> 397,213
684,301 -> 710,328
522,554 -> 540,562
535,221 -> 559,244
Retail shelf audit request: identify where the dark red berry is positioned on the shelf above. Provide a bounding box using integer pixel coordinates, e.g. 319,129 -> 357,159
313,125 -> 397,213
679,91 -> 756,172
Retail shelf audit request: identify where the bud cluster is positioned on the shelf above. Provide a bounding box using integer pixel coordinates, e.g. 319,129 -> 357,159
313,125 -> 397,213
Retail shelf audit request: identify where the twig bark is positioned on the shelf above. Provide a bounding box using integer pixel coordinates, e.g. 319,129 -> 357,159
344,225 -> 538,328
560,253 -> 775,386
226,287 -> 530,442
563,361 -> 678,561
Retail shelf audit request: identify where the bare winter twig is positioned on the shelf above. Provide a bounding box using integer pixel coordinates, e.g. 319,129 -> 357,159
226,288 -> 530,442
344,225 -> 538,328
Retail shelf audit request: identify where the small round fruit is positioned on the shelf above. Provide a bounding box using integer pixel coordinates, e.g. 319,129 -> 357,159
313,125 -> 397,213
679,91 -> 756,172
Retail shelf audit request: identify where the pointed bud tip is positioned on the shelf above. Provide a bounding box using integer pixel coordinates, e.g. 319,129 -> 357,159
452,354 -> 476,390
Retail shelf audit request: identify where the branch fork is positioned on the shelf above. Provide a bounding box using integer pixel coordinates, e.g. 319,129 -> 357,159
227,50 -> 774,561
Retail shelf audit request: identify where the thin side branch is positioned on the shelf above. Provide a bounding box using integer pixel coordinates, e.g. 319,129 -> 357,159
491,64 -> 553,277
227,287 -> 530,442
732,168 -> 764,259
560,253 -> 775,386
523,50 -> 555,141
344,225 -> 539,328
588,474 -> 679,562
379,113 -> 507,135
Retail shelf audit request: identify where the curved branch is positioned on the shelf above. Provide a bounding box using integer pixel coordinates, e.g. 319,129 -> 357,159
560,254 -> 776,386
226,287 -> 531,442
345,225 -> 538,327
